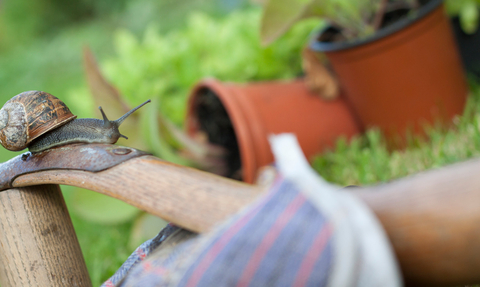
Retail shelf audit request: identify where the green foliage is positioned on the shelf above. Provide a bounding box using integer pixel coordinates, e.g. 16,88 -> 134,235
446,0 -> 480,34
120,0 -> 249,36
262,0 -> 382,44
100,8 -> 318,124
69,211 -> 133,286
260,0 -> 423,45
258,0 -> 316,45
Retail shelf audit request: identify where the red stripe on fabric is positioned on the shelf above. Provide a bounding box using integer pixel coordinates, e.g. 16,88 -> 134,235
184,185 -> 278,287
136,248 -> 147,260
236,194 -> 307,287
104,279 -> 115,287
293,223 -> 333,287
143,261 -> 152,271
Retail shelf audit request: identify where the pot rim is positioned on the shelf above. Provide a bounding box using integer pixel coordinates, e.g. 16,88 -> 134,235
186,78 -> 258,183
309,0 -> 443,52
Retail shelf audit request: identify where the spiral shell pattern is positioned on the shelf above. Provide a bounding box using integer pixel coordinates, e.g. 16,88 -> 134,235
0,91 -> 76,151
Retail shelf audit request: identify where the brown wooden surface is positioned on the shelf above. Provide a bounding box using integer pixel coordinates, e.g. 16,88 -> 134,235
0,185 -> 91,287
13,155 -> 264,233
357,157 -> 480,286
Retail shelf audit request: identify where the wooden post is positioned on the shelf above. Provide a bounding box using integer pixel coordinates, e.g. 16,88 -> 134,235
0,185 -> 91,287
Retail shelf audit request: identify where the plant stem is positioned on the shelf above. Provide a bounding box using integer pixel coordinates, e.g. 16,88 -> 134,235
372,0 -> 389,31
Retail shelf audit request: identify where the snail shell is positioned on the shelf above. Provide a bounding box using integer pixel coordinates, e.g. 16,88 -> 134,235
0,91 -> 77,151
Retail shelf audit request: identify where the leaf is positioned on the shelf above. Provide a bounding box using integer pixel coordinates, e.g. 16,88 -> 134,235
445,0 -> 469,16
70,188 -> 141,225
177,133 -> 229,176
460,0 -> 479,34
260,0 -> 314,46
159,113 -> 226,160
83,46 -> 148,150
139,97 -> 228,174
155,104 -> 228,175
142,97 -> 193,165
83,46 -> 130,116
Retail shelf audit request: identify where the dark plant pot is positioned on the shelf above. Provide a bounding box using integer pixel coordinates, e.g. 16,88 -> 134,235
310,0 -> 468,143
451,16 -> 480,78
185,79 -> 361,183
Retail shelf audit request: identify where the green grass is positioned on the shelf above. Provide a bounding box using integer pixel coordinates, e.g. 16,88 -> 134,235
69,210 -> 133,285
312,79 -> 480,186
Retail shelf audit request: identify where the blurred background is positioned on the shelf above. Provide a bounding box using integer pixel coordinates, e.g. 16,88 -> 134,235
1,0 -> 480,285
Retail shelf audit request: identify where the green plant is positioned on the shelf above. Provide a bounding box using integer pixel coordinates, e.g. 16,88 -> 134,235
101,9 -> 317,125
446,0 -> 480,34
260,0 -> 420,45
78,8 -> 317,169
66,8 -> 319,184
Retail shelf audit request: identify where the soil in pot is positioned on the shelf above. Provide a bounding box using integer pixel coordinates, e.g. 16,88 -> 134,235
195,88 -> 242,180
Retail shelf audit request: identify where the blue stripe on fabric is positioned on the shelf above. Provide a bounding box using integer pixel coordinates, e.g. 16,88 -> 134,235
250,198 -> 330,287
304,238 -> 333,287
178,179 -> 299,287
177,179 -> 333,287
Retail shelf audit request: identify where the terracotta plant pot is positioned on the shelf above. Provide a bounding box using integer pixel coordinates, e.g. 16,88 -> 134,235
185,79 -> 360,183
310,0 -> 468,143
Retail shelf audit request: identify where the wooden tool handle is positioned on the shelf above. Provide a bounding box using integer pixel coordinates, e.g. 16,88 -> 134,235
12,155 -> 263,233
9,147 -> 480,286
0,185 -> 91,287
357,158 -> 480,286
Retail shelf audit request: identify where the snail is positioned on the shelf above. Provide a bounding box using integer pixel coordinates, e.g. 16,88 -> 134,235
0,91 -> 150,153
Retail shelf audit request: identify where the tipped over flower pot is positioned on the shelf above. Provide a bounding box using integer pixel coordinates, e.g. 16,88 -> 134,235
185,79 -> 360,183
310,0 -> 468,144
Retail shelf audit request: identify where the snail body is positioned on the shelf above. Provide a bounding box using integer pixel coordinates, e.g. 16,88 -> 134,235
0,91 -> 150,153
29,118 -> 124,153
